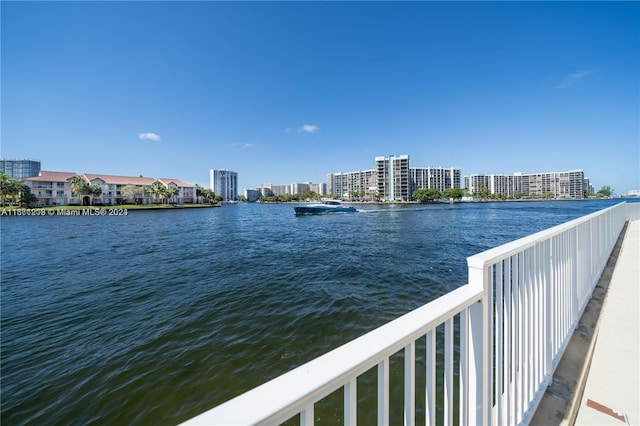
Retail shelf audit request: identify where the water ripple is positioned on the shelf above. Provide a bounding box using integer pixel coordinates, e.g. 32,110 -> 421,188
0,200 -> 626,424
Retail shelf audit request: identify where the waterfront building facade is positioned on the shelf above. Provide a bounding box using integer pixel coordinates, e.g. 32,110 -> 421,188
327,170 -> 377,200
210,169 -> 238,202
244,189 -> 262,202
375,155 -> 411,201
464,174 -> 490,196
521,170 -> 584,199
271,184 -> 291,196
1,159 -> 41,180
410,167 -> 461,193
84,174 -> 156,205
464,170 -> 585,199
25,171 -> 197,206
252,181 -> 327,199
328,155 -> 461,201
24,171 -> 77,206
584,177 -> 594,196
158,178 -> 196,204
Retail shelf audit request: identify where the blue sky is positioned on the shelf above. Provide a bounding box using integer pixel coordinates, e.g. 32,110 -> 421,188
2,1 -> 639,194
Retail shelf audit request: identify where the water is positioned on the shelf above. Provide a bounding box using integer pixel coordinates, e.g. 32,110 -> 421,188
0,199 -> 629,424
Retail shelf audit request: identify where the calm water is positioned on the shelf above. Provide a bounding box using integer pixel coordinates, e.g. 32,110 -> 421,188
0,199 -> 628,424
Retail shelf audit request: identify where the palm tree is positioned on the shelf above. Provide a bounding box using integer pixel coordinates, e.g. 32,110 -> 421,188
202,188 -> 215,203
70,176 -> 91,205
89,184 -> 102,205
166,186 -> 180,204
148,181 -> 169,204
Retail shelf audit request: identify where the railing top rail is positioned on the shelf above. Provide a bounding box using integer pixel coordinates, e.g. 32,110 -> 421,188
467,201 -> 626,269
181,284 -> 483,426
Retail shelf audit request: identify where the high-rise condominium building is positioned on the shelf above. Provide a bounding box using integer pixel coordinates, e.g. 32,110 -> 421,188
1,159 -> 41,180
328,155 -> 461,201
327,170 -> 377,200
210,169 -> 238,201
376,155 -> 411,201
464,170 -> 585,199
410,167 -> 461,192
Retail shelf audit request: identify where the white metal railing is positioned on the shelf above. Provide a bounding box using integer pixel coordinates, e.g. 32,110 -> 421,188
466,201 -> 630,425
182,202 -> 635,426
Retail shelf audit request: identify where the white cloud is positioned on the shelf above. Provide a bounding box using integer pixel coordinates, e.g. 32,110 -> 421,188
138,132 -> 161,141
299,124 -> 319,133
554,71 -> 594,89
232,142 -> 256,148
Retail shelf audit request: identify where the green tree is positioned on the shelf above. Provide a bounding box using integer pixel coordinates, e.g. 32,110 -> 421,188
89,184 -> 102,204
195,184 -> 209,203
597,186 -> 613,198
442,188 -> 463,200
475,185 -> 491,200
301,190 -> 319,200
121,184 -> 145,205
413,188 -> 441,202
18,183 -> 38,207
70,176 -> 92,205
166,186 -> 180,203
0,173 -> 21,206
147,181 -> 169,204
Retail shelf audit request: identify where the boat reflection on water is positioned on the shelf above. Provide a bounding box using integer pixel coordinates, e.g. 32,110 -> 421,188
294,199 -> 357,215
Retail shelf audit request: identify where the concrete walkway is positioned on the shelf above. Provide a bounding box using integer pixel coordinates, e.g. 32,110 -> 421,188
574,220 -> 639,425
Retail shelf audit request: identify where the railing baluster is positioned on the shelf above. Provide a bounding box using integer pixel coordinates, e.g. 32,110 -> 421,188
404,342 -> 415,426
544,238 -> 552,382
425,329 -> 436,426
344,378 -> 356,426
513,253 -> 523,424
495,262 -> 503,425
301,404 -> 314,426
525,245 -> 533,406
378,359 -> 389,426
459,309 -> 469,426
444,318 -> 454,426
504,256 -> 512,425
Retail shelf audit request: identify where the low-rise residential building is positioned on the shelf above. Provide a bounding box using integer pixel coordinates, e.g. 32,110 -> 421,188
158,178 -> 196,204
24,171 -> 197,206
24,171 -> 78,206
84,174 -> 157,205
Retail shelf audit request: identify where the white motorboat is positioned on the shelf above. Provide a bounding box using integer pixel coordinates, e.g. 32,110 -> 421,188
294,199 -> 357,215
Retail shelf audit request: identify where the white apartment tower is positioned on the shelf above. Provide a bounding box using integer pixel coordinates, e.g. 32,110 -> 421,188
210,169 -> 238,201
376,155 -> 410,201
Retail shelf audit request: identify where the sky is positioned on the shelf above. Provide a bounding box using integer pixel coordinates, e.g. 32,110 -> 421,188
2,1 -> 639,194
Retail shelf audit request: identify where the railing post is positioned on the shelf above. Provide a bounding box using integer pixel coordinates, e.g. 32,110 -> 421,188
467,260 -> 492,426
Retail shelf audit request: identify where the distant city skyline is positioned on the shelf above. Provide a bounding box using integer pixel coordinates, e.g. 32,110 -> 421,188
2,2 -> 638,193
0,156 -> 613,197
